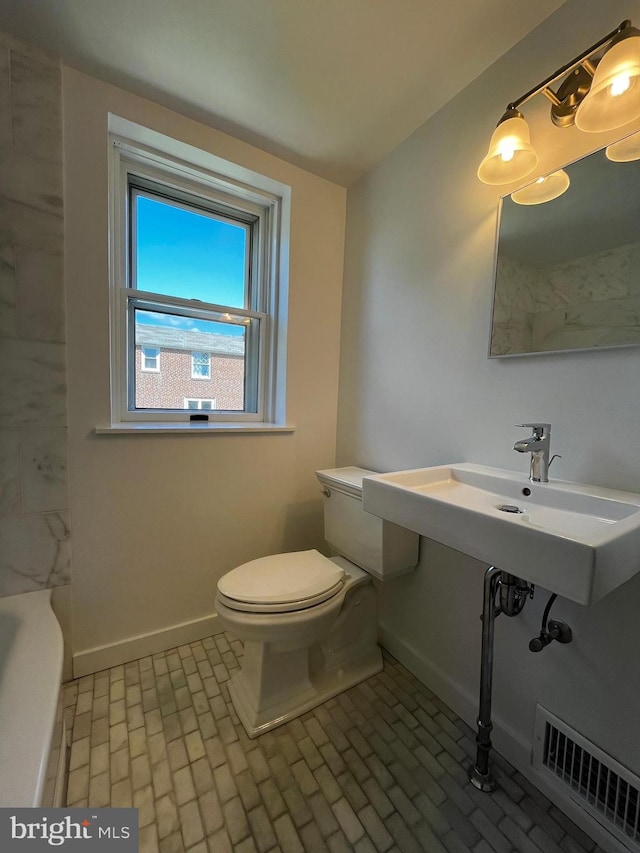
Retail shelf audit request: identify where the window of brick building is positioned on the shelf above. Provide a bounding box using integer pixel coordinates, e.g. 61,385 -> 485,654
191,352 -> 211,379
108,120 -> 290,429
141,347 -> 160,372
184,398 -> 217,410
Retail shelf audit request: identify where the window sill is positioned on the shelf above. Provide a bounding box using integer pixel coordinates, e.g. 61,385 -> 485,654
95,422 -> 295,435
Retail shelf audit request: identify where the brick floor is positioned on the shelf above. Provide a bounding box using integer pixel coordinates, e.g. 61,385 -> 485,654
62,635 -> 604,853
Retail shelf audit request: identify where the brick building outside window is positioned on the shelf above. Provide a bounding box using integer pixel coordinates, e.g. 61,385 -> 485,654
135,326 -> 246,411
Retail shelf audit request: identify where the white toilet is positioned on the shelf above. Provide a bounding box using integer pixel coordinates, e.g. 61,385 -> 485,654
214,467 -> 419,737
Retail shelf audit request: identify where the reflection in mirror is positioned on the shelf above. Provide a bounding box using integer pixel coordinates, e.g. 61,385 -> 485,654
490,140 -> 640,357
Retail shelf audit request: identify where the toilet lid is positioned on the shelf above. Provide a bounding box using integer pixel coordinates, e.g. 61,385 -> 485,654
218,550 -> 345,606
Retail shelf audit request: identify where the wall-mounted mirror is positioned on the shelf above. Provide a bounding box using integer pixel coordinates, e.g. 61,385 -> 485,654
489,138 -> 640,357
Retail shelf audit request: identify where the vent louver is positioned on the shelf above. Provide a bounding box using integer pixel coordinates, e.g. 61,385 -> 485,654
534,706 -> 640,850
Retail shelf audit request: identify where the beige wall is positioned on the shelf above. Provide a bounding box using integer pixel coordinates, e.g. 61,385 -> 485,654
338,0 -> 640,812
63,68 -> 346,662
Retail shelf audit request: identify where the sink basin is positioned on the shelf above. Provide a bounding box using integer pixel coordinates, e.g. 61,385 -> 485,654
363,463 -> 640,605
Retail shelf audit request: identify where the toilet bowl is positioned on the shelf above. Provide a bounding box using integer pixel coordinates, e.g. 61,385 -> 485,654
215,467 -> 419,738
216,549 -> 349,649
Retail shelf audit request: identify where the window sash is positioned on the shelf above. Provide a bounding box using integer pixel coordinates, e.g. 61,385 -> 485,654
108,129 -> 289,427
126,293 -> 266,418
129,182 -> 255,311
125,177 -> 263,419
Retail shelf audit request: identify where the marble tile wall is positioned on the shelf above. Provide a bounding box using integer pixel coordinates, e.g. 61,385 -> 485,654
531,242 -> 640,352
491,255 -> 537,355
492,243 -> 640,355
0,30 -> 70,597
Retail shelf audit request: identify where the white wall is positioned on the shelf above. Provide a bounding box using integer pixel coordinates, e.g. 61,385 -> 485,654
63,68 -> 346,669
338,0 -> 640,810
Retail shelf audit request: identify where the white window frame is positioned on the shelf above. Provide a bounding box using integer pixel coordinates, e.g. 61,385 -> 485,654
191,351 -> 211,380
107,117 -> 290,428
141,346 -> 160,372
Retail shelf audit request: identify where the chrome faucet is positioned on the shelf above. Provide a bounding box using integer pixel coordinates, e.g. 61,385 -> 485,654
514,423 -> 552,483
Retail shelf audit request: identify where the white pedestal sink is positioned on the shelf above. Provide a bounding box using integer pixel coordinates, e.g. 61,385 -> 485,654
363,463 -> 640,605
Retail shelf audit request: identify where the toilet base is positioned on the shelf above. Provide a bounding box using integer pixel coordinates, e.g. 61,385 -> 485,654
219,565 -> 383,738
229,645 -> 383,738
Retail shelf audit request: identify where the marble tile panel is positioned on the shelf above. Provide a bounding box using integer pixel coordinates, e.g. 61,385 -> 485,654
566,296 -> 640,336
0,198 -> 63,254
10,51 -> 62,164
21,427 -> 68,513
0,48 -> 9,152
531,305 -> 566,353
16,247 -> 64,342
535,325 -> 610,353
535,268 -> 577,311
0,510 -> 70,596
0,430 -> 21,516
0,243 -> 16,337
0,338 -> 67,428
503,244 -> 640,354
495,255 -> 537,312
571,246 -> 632,304
0,148 -> 62,217
624,244 -> 640,297
490,314 -> 533,357
600,328 -> 640,346
544,268 -> 607,310
0,32 -> 58,68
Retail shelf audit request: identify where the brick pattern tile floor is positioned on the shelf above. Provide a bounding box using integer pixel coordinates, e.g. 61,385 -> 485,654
62,635 -> 604,853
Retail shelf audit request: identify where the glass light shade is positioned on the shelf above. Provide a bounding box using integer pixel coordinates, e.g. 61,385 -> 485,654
576,30 -> 640,132
606,130 -> 640,161
477,115 -> 538,185
510,170 -> 570,205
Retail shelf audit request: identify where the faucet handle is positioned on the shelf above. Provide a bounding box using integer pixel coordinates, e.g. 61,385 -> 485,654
516,423 -> 551,428
516,423 -> 551,436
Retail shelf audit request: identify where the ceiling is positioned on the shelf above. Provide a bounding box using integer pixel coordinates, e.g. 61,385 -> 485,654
0,0 -> 566,185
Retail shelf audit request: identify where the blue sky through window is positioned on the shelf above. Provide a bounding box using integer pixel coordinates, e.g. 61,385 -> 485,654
135,195 -> 248,336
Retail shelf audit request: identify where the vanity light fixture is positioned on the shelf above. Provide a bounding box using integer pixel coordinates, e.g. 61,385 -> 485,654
510,169 -> 570,205
476,108 -> 538,184
606,129 -> 640,161
576,26 -> 640,132
478,20 -> 640,185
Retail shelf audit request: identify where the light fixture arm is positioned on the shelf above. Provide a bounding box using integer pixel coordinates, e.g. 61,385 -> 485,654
506,20 -> 631,114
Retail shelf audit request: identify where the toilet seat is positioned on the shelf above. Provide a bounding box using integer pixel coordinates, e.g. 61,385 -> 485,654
217,550 -> 345,614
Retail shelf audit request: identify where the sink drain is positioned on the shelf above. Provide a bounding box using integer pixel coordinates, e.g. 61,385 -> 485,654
497,504 -> 523,513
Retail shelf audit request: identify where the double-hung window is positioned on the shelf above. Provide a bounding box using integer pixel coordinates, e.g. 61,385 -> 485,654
108,120 -> 290,428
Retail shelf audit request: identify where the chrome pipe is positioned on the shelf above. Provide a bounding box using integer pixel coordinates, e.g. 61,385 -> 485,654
499,572 -> 531,618
469,565 -> 502,792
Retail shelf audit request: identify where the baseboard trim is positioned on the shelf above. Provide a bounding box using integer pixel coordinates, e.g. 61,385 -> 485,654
72,612 -> 221,678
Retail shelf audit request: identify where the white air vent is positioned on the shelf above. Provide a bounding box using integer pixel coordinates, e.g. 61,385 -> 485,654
533,706 -> 640,851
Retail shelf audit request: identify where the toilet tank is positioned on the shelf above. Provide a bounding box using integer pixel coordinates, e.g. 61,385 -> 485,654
316,467 -> 419,580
